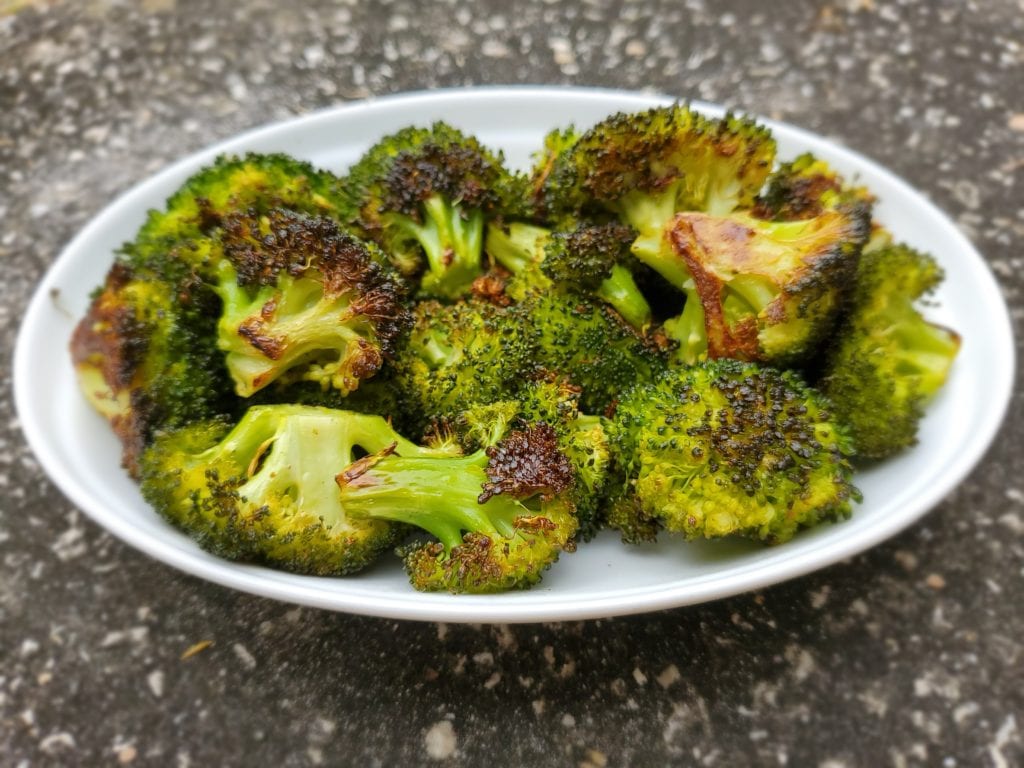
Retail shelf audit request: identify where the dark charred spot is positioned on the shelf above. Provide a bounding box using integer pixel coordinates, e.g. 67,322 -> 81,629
381,141 -> 501,218
479,423 -> 575,503
471,272 -> 513,306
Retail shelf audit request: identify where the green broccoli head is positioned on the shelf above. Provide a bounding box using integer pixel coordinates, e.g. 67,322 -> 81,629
124,153 -> 348,279
662,203 -> 870,366
391,298 -> 539,434
753,153 -> 874,221
521,291 -> 667,414
819,241 -> 960,459
454,375 -> 613,539
541,105 -> 776,274
344,122 -> 526,299
210,208 -> 410,397
140,405 -> 459,575
71,262 -> 234,477
393,422 -> 579,593
613,360 -> 860,543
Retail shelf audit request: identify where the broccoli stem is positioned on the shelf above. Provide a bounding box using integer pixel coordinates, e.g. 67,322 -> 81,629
339,452 -> 524,550
398,194 -> 485,299
596,264 -> 653,329
617,186 -> 693,290
663,290 -> 708,365
486,222 -> 551,274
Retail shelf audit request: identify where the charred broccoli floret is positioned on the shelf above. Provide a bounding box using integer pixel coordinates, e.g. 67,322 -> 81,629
662,204 -> 870,365
753,153 -> 874,221
613,360 -> 859,542
210,208 -> 409,396
522,291 -> 666,414
390,298 -> 539,434
142,405 -> 579,591
344,122 -> 525,299
485,219 -> 653,329
539,105 -> 776,276
456,376 -> 612,539
71,263 -> 232,476
818,239 -> 960,459
140,405 -> 461,575
124,153 -> 348,279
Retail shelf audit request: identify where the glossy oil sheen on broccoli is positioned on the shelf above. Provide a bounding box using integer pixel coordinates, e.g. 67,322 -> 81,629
818,240 -> 960,459
613,360 -> 860,542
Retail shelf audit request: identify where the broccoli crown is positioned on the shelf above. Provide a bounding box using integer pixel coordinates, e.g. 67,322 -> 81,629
455,375 -> 613,539
753,153 -> 875,221
391,421 -> 579,593
344,122 -> 526,299
613,360 -> 859,542
124,153 -> 347,278
819,241 -> 960,459
521,291 -> 667,414
543,105 -> 776,230
71,262 -> 233,476
529,125 -> 582,218
391,298 -> 540,434
663,203 -> 870,366
210,208 -> 410,397
141,405 -> 461,576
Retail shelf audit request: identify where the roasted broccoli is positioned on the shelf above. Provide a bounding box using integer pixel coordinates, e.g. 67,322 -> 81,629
142,405 -> 579,591
662,204 -> 870,365
123,153 -> 349,279
613,360 -> 860,542
344,122 -> 525,299
538,104 -> 776,276
71,262 -> 232,476
753,153 -> 874,221
390,298 -> 538,434
485,219 -> 653,329
818,239 -> 960,458
522,291 -> 666,414
210,208 -> 409,396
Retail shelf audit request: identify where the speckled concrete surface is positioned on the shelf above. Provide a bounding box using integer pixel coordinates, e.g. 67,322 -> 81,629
2,0 -> 1023,765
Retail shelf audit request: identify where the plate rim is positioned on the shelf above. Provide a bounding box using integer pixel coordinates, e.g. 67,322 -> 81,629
13,85 -> 1017,623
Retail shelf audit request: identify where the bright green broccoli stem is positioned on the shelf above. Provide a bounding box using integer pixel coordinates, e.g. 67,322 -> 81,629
596,264 -> 652,329
892,316 -> 960,394
485,222 -> 551,275
663,289 -> 708,365
614,183 -> 692,290
394,194 -> 485,299
339,452 -> 526,550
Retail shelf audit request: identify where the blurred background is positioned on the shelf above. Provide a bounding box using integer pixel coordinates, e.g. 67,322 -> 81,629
2,1 -> 1022,765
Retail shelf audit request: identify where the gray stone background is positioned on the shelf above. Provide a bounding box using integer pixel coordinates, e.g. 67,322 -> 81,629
2,0 -> 1023,765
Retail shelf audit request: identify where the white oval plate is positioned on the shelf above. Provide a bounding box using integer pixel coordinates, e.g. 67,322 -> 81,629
14,87 -> 1015,623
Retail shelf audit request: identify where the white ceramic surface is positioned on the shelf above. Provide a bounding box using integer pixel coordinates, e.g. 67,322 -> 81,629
13,87 -> 1015,623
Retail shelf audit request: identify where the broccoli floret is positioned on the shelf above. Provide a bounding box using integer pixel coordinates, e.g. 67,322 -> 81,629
541,105 -> 776,275
140,405 -> 461,575
818,241 -> 960,459
753,153 -> 874,221
124,153 -> 349,279
455,375 -> 613,539
529,126 -> 582,219
210,208 -> 409,397
613,360 -> 859,543
662,204 -> 870,365
521,291 -> 666,414
71,262 -> 233,477
344,122 -> 525,299
484,219 -> 653,329
390,298 -> 539,434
